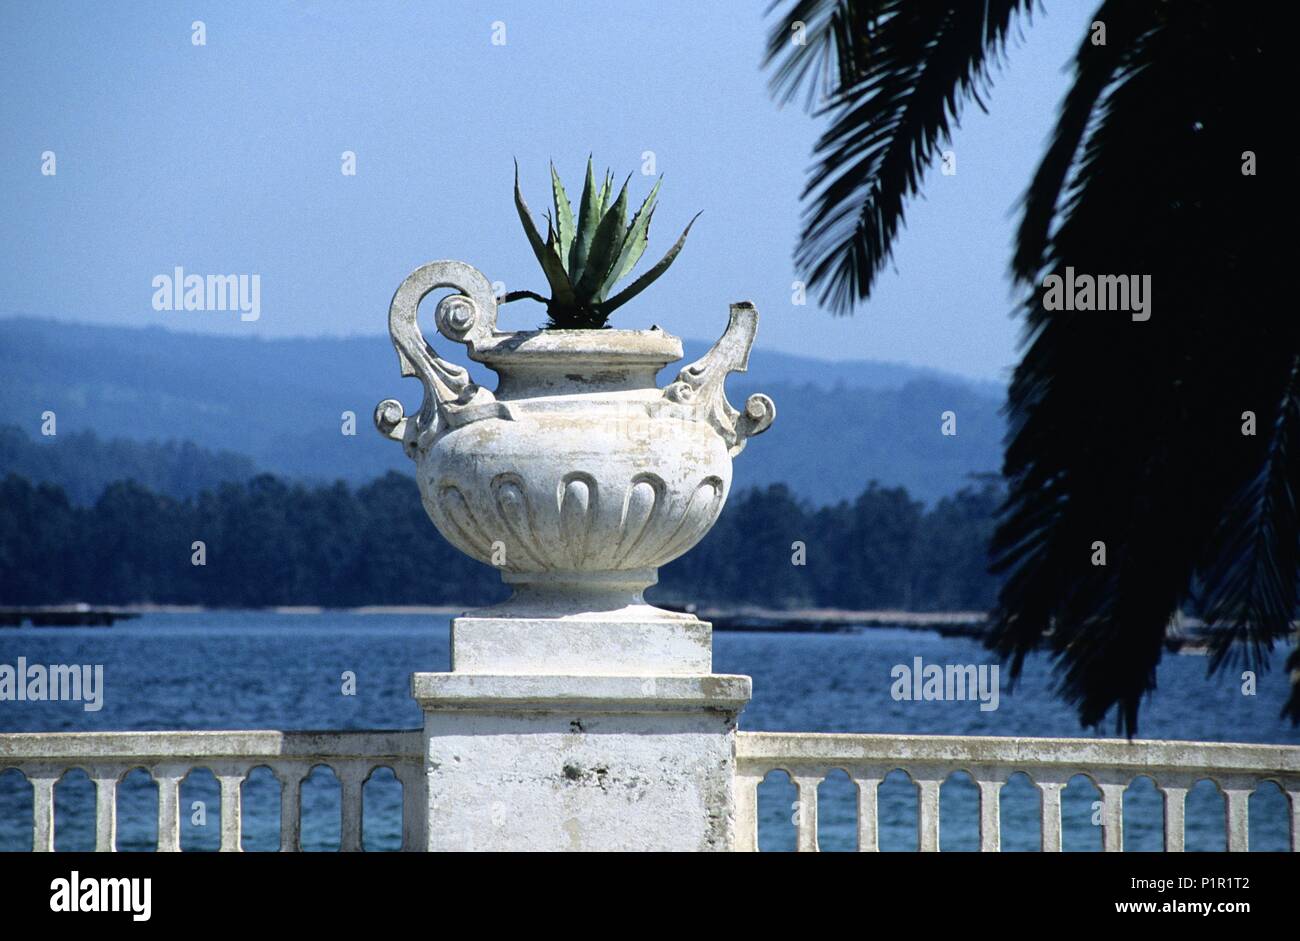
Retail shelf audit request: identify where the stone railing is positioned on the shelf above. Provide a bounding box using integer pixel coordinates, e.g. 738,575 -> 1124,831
5,727 -> 1298,851
734,732 -> 1300,852
0,730 -> 424,852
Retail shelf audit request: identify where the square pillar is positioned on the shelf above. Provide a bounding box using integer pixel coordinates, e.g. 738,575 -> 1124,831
412,613 -> 751,851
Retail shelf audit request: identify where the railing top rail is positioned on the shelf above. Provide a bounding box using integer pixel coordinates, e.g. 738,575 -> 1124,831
735,731 -> 1300,777
0,729 -> 423,764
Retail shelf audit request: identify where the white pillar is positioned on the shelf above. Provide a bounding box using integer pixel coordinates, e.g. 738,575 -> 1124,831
413,611 -> 751,851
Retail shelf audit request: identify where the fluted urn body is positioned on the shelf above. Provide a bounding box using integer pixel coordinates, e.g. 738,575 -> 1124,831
376,260 -> 774,619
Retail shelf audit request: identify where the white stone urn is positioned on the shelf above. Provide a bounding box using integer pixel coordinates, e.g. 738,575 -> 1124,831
378,259 -> 770,850
375,260 -> 774,652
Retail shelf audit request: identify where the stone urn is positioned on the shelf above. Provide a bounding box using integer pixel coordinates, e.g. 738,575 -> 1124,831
375,260 -> 774,671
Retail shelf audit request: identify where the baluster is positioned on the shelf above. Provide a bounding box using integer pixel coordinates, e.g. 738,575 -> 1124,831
915,775 -> 942,852
92,767 -> 121,852
1098,781 -> 1127,852
1157,779 -> 1189,852
340,763 -> 366,852
850,770 -> 882,852
1221,779 -> 1252,852
29,771 -> 58,852
277,764 -> 307,852
397,762 -> 427,853
1035,777 -> 1066,852
1287,786 -> 1300,853
732,770 -> 762,853
977,777 -> 1002,852
153,766 -> 184,852
792,772 -> 822,852
216,766 -> 247,852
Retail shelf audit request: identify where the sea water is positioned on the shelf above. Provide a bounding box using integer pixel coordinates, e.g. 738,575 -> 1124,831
0,612 -> 1295,852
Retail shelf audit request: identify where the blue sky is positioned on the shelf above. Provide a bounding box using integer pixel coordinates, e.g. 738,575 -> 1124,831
0,1 -> 1095,382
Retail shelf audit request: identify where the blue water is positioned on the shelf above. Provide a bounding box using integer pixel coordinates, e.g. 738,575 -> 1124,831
1,613 -> 1296,851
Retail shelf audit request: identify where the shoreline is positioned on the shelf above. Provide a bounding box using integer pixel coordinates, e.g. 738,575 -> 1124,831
11,604 -> 1220,654
105,601 -> 988,625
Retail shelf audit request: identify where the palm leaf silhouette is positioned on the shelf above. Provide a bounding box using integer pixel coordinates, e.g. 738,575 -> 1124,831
767,0 -> 1290,733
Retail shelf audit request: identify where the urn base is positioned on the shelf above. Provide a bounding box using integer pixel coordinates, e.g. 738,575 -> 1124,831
450,613 -> 713,676
412,672 -> 750,851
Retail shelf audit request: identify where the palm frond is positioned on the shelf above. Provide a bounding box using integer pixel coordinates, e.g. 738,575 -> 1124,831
1011,0 -> 1162,281
766,0 -> 1031,313
987,0 -> 1283,734
1197,355 -> 1300,677
765,0 -> 881,111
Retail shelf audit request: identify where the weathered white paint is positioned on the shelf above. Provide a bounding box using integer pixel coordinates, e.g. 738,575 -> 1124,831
413,673 -> 750,851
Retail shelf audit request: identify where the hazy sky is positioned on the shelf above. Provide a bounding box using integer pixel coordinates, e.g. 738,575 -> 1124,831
0,1 -> 1095,383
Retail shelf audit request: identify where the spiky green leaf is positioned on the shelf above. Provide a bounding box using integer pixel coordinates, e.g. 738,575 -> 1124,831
514,163 -> 574,305
601,178 -> 662,298
550,163 -> 575,261
575,176 -> 631,301
596,211 -> 700,317
569,157 -> 600,285
595,169 -> 613,219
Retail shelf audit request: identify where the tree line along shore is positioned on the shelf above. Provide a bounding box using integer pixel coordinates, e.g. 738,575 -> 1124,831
0,471 -> 1001,611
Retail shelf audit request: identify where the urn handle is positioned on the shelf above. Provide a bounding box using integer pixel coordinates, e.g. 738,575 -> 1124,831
375,260 -> 501,456
662,302 -> 776,457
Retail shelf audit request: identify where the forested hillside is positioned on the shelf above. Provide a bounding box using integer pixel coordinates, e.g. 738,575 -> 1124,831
0,317 -> 1004,505
0,425 -> 256,505
0,471 -> 1001,611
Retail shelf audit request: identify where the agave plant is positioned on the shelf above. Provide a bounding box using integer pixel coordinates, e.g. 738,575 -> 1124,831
506,158 -> 699,329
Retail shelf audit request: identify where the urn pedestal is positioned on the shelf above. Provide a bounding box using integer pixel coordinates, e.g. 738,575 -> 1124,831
411,671 -> 750,851
377,260 -> 773,850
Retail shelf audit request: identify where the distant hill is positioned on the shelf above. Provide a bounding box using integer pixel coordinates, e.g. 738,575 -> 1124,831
0,425 -> 257,505
0,317 -> 1006,504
